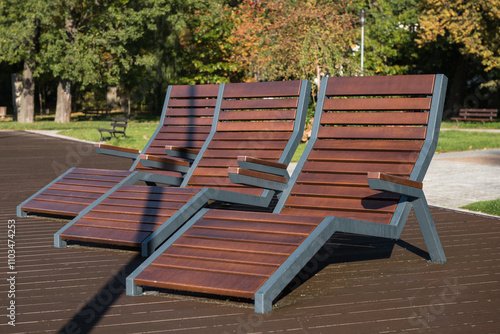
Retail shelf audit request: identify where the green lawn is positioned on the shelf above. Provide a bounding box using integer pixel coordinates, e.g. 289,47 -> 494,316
2,119 -> 500,160
461,198 -> 500,217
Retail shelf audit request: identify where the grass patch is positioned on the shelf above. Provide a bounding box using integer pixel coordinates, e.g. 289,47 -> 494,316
441,121 -> 500,129
461,198 -> 500,216
436,130 -> 500,152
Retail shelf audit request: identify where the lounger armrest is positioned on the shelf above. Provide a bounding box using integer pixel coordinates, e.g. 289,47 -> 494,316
165,145 -> 198,161
94,143 -> 140,160
228,156 -> 290,191
139,154 -> 191,173
367,172 -> 423,198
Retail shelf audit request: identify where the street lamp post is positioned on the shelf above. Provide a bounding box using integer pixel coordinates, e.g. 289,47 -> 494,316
360,9 -> 365,76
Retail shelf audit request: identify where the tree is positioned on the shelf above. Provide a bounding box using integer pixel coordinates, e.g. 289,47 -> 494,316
418,0 -> 500,90
229,0 -> 357,86
0,0 -> 45,123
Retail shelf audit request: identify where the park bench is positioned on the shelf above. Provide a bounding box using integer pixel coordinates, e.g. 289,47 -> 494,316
451,108 -> 498,125
97,117 -> 128,141
125,74 -> 449,313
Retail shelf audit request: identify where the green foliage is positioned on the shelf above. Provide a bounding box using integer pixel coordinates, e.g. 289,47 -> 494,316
462,198 -> 500,217
229,0 -> 358,82
418,0 -> 500,88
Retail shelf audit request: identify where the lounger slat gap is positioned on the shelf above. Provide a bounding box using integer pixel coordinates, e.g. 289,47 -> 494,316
174,237 -> 297,255
84,212 -> 168,224
280,208 -> 393,224
202,150 -> 283,160
100,198 -> 186,209
212,132 -> 292,141
290,185 -> 400,200
32,196 -> 95,205
91,206 -> 177,216
164,249 -> 285,266
308,150 -> 420,163
74,219 -> 160,232
166,99 -> 217,108
69,168 -> 132,177
313,140 -> 424,151
134,266 -> 261,298
164,108 -> 216,117
321,112 -> 429,125
116,185 -> 199,195
322,97 -> 432,111
163,118 -> 213,127
60,226 -> 148,246
301,161 -> 413,175
204,209 -> 323,225
285,196 -> 398,213
325,74 -> 435,96
183,228 -> 305,246
216,122 -> 295,132
220,99 -> 298,111
153,256 -> 276,277
41,189 -> 104,199
194,219 -> 316,235
318,126 -> 427,140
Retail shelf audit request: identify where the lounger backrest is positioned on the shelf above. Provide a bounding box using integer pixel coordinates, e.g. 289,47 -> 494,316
185,80 -> 310,195
134,84 -> 220,171
279,75 -> 443,224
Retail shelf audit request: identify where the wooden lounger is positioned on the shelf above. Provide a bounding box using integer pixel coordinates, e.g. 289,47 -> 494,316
54,80 -> 311,254
17,84 -> 220,218
126,74 -> 448,313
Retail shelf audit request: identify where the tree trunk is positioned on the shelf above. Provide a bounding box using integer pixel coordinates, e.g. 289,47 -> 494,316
18,61 -> 35,123
55,79 -> 72,123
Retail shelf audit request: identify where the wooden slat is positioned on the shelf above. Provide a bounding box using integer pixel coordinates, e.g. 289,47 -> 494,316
321,112 -> 429,125
307,150 -> 420,163
195,218 -> 316,235
153,256 -> 277,276
318,126 -> 427,140
290,184 -> 400,200
220,99 -> 298,111
169,84 -> 219,98
173,236 -> 298,255
60,225 -> 149,246
134,266 -> 264,298
166,99 -> 217,108
202,149 -> 282,160
74,218 -> 160,232
323,97 -> 432,111
21,200 -> 85,216
99,198 -> 186,210
223,80 -> 301,98
216,121 -> 294,132
84,211 -> 169,224
285,196 -> 398,213
313,139 -> 424,152
70,168 -> 132,177
184,227 -> 306,246
163,117 -> 213,126
280,207 -> 393,224
368,172 -> 423,189
219,109 -> 296,120
168,245 -> 287,265
212,131 -> 291,141
208,140 -> 289,150
325,75 -> 435,96
301,161 -> 414,175
164,108 -> 216,117
168,245 -> 286,265
203,209 -> 324,225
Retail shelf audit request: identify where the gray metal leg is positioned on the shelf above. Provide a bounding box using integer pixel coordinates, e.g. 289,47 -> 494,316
254,217 -> 336,313
412,196 -> 447,263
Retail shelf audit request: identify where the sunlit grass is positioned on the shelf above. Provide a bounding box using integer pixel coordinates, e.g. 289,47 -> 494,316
461,198 -> 500,216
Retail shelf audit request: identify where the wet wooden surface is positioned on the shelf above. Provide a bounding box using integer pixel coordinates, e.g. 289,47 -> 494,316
1,131 -> 499,333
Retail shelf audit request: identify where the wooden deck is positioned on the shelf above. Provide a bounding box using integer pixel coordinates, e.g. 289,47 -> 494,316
1,130 -> 499,333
